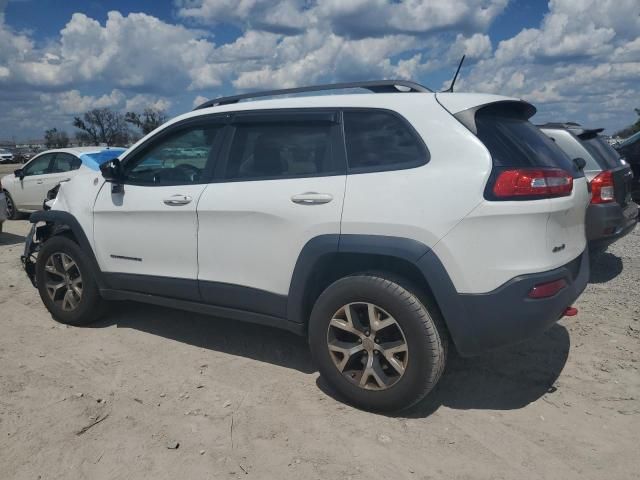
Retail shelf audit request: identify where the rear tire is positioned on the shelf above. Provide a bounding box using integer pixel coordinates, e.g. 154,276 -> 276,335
309,274 -> 447,412
36,235 -> 107,325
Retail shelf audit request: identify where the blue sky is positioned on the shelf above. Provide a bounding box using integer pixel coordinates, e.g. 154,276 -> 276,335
0,0 -> 638,140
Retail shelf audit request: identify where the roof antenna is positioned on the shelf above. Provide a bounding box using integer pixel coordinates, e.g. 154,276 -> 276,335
443,55 -> 465,93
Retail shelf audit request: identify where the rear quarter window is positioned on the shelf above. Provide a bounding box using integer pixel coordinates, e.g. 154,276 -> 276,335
475,107 -> 581,177
543,130 -> 601,172
580,136 -> 622,170
343,110 -> 428,172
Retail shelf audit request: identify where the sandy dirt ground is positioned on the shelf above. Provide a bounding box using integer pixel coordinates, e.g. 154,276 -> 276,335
0,203 -> 639,478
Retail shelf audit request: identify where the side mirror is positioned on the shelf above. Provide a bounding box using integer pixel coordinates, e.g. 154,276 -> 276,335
99,158 -> 122,182
14,168 -> 24,180
573,157 -> 587,171
99,158 -> 124,193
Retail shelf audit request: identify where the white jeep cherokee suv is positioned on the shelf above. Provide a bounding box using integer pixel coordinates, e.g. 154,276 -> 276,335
22,81 -> 590,411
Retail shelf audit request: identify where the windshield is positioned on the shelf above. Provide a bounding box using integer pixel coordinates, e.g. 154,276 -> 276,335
580,136 -> 622,169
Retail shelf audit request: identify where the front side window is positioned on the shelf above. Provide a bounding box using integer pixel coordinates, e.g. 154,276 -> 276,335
122,123 -> 224,185
224,122 -> 336,180
23,154 -> 54,176
51,153 -> 81,173
343,111 -> 427,172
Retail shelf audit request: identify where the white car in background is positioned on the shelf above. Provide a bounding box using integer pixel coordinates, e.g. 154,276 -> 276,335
2,146 -> 125,219
0,148 -> 14,164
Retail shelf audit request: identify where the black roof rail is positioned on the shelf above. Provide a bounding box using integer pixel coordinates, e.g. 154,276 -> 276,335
194,80 -> 432,110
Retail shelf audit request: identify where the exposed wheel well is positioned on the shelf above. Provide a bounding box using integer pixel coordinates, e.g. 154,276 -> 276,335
300,252 -> 442,326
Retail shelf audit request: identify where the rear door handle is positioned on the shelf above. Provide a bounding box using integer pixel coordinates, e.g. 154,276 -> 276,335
36,180 -> 44,184
291,192 -> 333,205
163,194 -> 192,206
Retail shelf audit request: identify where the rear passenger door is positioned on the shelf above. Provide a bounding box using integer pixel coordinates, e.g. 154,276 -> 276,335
196,110 -> 346,319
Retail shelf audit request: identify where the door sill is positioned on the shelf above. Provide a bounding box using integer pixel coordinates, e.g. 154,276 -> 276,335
100,289 -> 305,335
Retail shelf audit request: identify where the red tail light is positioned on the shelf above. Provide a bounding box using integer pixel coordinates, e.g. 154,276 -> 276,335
590,170 -> 614,204
492,168 -> 573,200
528,278 -> 567,299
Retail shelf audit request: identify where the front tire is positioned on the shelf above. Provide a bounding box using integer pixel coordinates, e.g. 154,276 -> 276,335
309,274 -> 447,412
4,190 -> 18,220
36,235 -> 107,325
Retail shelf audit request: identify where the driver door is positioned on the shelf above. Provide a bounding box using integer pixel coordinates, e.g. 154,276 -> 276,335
92,118 -> 226,301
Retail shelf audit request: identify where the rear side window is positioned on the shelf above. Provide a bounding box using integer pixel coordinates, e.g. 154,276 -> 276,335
225,122 -> 337,180
343,111 -> 428,172
475,108 -> 580,176
51,153 -> 81,173
580,136 -> 621,169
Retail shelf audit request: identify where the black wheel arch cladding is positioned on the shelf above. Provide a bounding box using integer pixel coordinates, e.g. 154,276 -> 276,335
29,210 -> 107,289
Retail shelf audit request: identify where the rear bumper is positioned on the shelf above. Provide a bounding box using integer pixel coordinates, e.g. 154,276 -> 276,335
587,201 -> 639,251
419,249 -> 590,357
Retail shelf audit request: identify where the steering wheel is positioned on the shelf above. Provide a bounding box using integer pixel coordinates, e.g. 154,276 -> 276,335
173,163 -> 201,182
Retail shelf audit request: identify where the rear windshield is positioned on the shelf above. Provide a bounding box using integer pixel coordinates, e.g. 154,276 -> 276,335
475,107 -> 580,176
579,136 -> 621,169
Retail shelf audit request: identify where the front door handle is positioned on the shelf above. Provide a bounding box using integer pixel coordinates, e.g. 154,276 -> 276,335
163,194 -> 192,206
291,192 -> 333,205
36,180 -> 44,184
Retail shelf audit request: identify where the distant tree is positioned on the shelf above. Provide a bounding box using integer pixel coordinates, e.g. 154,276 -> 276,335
44,128 -> 70,148
75,131 -> 93,146
614,108 -> 640,138
125,108 -> 167,135
73,108 -> 130,146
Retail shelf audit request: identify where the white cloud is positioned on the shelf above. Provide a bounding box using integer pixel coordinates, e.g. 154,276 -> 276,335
176,0 -> 508,38
125,94 -> 172,113
315,0 -> 507,38
447,33 -> 492,62
192,95 -> 208,109
1,0 -> 639,139
459,0 -> 640,131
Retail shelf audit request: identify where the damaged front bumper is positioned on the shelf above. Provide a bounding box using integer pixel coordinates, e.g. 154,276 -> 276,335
21,222 -> 53,287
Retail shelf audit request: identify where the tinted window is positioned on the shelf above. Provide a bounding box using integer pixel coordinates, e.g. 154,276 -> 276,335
476,110 -> 580,176
580,136 -> 621,169
23,154 -> 53,176
51,153 -> 81,173
225,122 -> 335,180
544,130 -> 601,172
123,124 -> 224,185
343,111 -> 427,171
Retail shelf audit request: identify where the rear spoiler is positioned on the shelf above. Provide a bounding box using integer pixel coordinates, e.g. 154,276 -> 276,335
536,123 -> 605,140
448,100 -> 536,135
575,128 -> 604,140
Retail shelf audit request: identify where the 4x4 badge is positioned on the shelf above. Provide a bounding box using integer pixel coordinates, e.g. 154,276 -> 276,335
552,244 -> 566,253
